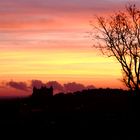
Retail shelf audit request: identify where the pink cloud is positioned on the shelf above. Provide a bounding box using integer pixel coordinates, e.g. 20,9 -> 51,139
2,80 -> 96,97
46,81 -> 64,93
31,80 -> 45,88
6,81 -> 29,91
31,80 -> 64,93
86,85 -> 96,89
64,82 -> 85,92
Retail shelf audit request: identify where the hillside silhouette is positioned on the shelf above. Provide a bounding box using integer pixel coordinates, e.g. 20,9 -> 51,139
0,87 -> 139,130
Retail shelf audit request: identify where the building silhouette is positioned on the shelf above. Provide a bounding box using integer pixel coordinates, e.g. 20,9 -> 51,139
32,86 -> 53,97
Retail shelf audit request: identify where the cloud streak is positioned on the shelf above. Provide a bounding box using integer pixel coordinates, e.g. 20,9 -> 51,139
6,81 -> 29,91
0,0 -> 137,43
0,0 -> 133,91
31,80 -> 45,88
0,0 -> 138,31
4,80 -> 96,93
46,81 -> 64,92
30,80 -> 96,93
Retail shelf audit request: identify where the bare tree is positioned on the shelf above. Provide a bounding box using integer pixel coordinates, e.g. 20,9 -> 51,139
93,4 -> 140,93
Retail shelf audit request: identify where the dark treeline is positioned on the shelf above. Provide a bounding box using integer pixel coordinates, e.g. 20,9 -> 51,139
0,88 -> 139,131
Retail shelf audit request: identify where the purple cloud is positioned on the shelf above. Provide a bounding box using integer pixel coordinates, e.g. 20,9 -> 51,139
46,81 -> 64,93
86,85 -> 96,89
31,80 -> 45,88
31,80 -> 64,93
6,81 -> 28,91
5,80 -> 96,94
64,82 -> 85,93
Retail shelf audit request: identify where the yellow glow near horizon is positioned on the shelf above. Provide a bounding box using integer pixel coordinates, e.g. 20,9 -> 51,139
0,0 -> 134,97
0,50 -> 121,74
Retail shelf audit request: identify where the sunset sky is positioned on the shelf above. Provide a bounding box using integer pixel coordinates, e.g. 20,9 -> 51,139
0,0 -> 139,97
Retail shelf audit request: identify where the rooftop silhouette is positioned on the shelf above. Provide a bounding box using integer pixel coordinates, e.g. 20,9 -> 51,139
32,86 -> 53,97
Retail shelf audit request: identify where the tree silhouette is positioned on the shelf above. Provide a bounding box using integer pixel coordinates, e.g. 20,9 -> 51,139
93,4 -> 140,93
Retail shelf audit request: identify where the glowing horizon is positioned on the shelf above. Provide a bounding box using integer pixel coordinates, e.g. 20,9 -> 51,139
0,0 -> 139,96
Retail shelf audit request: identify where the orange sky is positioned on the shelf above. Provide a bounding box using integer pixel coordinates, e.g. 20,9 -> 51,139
1,0 -> 139,97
